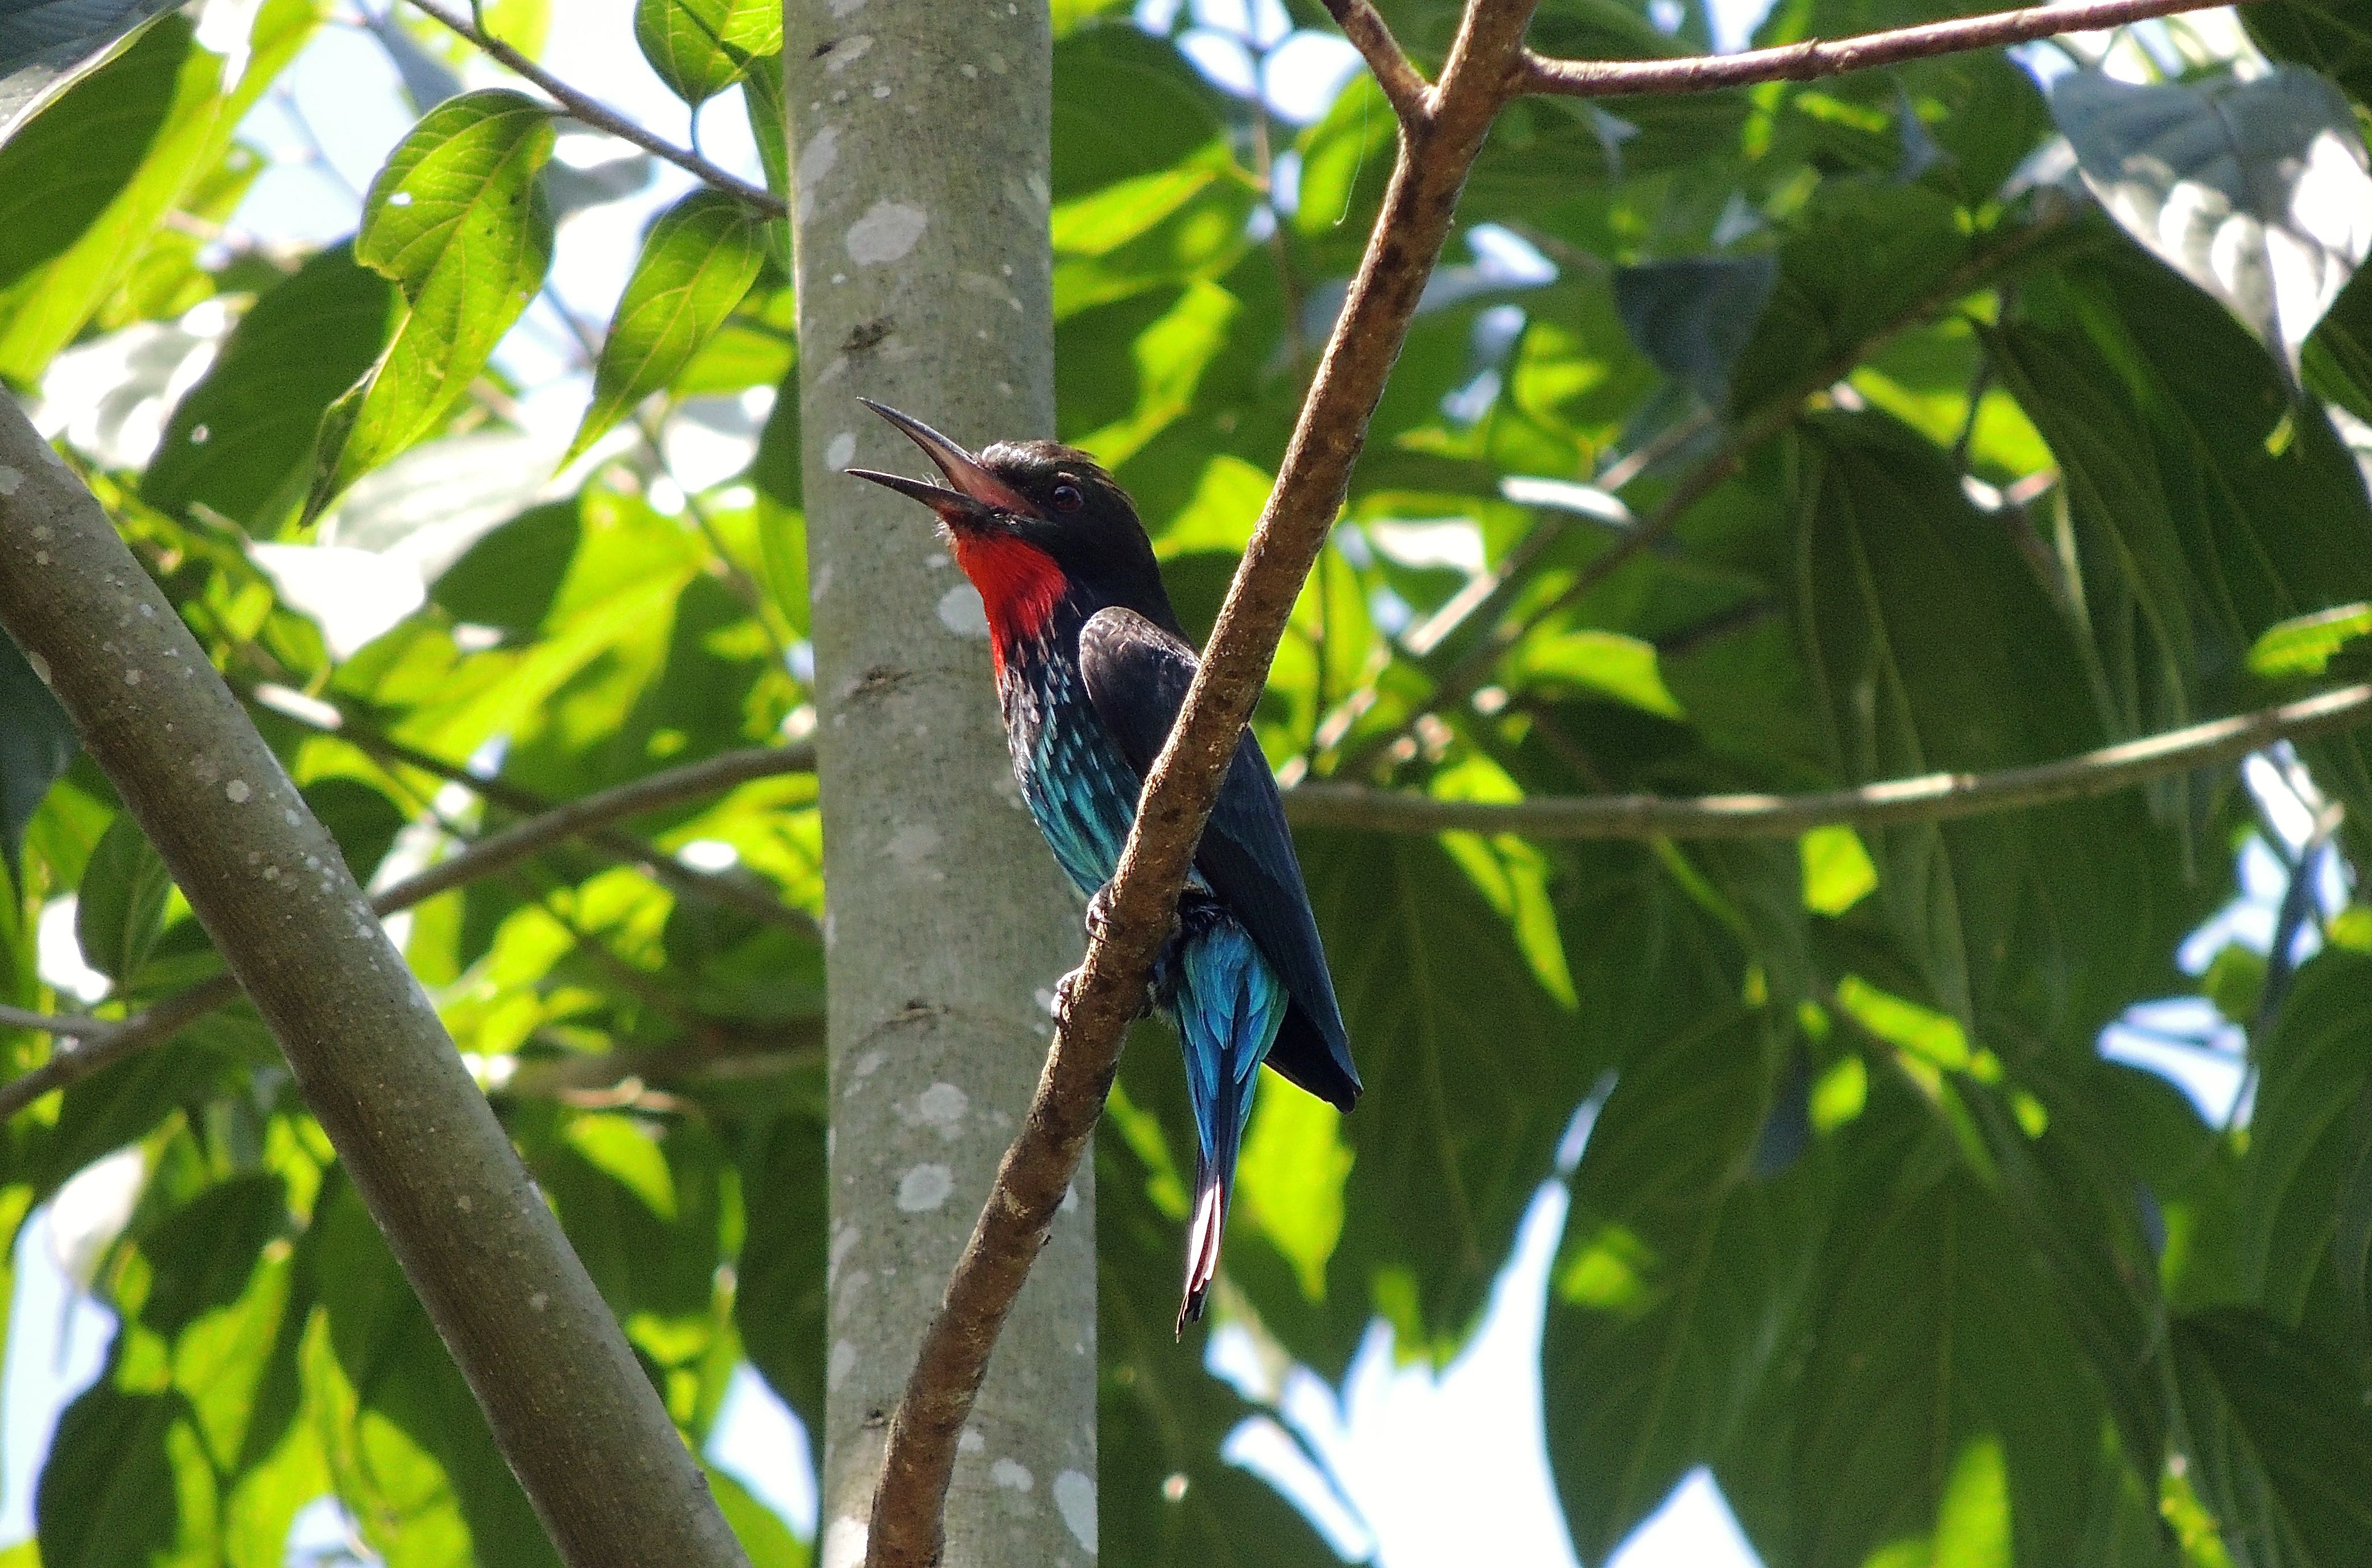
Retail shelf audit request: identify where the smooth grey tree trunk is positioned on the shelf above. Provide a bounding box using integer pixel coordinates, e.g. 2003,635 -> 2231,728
781,10 -> 1095,1568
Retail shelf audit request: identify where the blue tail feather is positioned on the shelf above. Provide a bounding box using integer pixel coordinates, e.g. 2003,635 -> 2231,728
1169,904 -> 1288,1333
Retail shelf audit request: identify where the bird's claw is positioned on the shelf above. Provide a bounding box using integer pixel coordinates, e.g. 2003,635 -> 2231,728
1086,884 -> 1187,949
1050,962 -> 1158,1034
1053,965 -> 1086,1031
1083,884 -> 1119,944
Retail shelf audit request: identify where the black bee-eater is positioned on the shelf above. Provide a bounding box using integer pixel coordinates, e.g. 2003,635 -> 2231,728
848,401 -> 1361,1331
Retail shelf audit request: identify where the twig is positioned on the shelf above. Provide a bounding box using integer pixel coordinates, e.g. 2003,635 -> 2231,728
1321,0 -> 1433,126
1281,684 -> 2372,839
0,1004 -> 117,1039
385,744 -> 812,908
399,0 -> 789,218
1518,0 -> 2257,98
247,686 -> 819,938
860,3 -> 1544,1563
0,743 -> 816,1119
503,1020 -> 824,1097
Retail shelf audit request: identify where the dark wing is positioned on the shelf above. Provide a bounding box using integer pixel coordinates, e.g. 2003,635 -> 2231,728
1078,607 -> 1360,1110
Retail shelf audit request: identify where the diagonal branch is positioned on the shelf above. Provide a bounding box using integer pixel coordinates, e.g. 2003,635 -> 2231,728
1322,0 -> 1434,125
399,0 -> 789,217
247,684 -> 819,938
860,2 -> 1544,1564
0,394 -> 750,1568
1283,684 -> 2372,838
0,742 -> 816,1119
1519,0 -> 2258,98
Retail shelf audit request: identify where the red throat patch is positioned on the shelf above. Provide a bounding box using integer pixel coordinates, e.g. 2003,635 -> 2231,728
950,530 -> 1063,670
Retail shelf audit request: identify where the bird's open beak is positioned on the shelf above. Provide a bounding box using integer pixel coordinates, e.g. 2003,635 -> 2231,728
845,399 -> 1034,526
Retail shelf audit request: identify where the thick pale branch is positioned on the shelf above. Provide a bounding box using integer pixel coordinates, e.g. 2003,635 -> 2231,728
0,395 -> 748,1568
1519,0 -> 2257,98
400,0 -> 788,217
1321,0 -> 1433,125
861,3 -> 1544,1564
1286,685 -> 2372,838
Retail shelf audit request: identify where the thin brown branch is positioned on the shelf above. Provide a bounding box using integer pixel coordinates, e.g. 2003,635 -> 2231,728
399,0 -> 789,218
503,1018 -> 825,1097
1519,0 -> 2255,98
248,685 -> 818,938
1321,0 -> 1433,125
382,743 -> 815,910
861,3 -> 1544,1563
1283,684 -> 2372,838
0,743 -> 816,1119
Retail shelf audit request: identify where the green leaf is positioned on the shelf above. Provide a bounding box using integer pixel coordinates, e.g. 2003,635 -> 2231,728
1098,1129 -> 1346,1568
1731,180 -> 1975,415
570,190 -> 766,463
734,1111 -> 825,1433
38,1175 -> 306,1568
144,242 -> 400,528
2201,943 -> 2270,1027
1793,412 -> 2199,1049
1542,1012 -> 1826,1560
0,6 -> 312,379
1990,245 -> 2372,859
2246,601 -> 2372,680
1785,1109 -> 2107,1568
2173,1308 -> 2372,1566
706,1465 -> 807,1567
2244,0 -> 2372,113
2241,951 -> 2372,1324
2050,67 -> 2372,385
633,0 -> 778,108
0,631 -> 74,888
1293,831 -> 1594,1368
1799,825 -> 1877,917
310,89 -> 556,519
1612,255 -> 1779,406
740,50 -> 787,238
75,815 -> 174,988
0,0 -> 180,145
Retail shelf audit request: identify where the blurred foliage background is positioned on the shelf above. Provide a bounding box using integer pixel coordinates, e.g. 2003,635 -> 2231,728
1,0 -> 2370,1564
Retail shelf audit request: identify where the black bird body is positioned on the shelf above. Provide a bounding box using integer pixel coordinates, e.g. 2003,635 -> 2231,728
848,404 -> 1359,1327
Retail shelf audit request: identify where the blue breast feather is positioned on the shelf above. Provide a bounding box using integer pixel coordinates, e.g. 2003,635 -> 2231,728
1008,653 -> 1285,1109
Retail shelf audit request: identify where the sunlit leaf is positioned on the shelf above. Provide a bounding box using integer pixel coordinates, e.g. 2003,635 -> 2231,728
0,7 -> 312,379
2246,601 -> 2372,679
571,190 -> 766,463
634,0 -> 778,108
308,89 -> 556,519
2051,67 -> 2372,385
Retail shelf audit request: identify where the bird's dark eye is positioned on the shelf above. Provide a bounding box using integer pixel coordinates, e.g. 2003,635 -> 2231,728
1050,478 -> 1084,513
